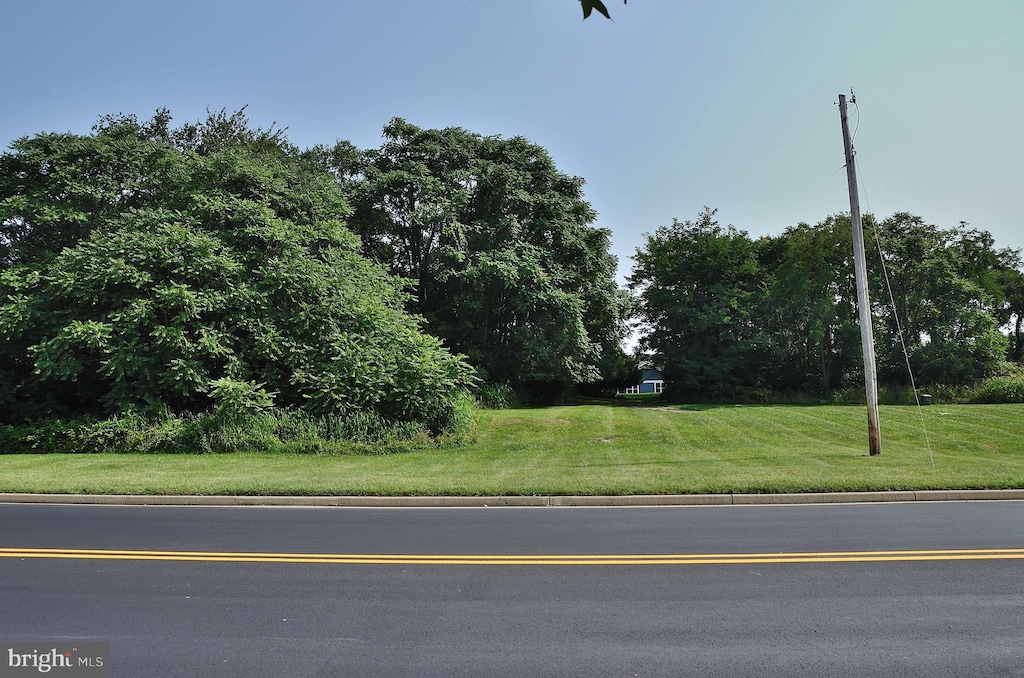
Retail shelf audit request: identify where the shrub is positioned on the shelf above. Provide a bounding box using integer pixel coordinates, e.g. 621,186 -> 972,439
0,400 -> 477,455
968,373 -> 1024,404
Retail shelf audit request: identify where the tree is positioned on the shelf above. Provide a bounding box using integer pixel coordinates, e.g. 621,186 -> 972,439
994,264 -> 1024,362
331,119 -> 476,313
629,208 -> 1010,397
0,110 -> 472,431
332,119 -> 628,395
629,208 -> 763,397
759,212 -> 1009,391
869,213 -> 1008,385
756,216 -> 862,392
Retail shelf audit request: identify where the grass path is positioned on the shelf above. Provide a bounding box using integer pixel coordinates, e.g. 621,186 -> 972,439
1,404 -> 1022,496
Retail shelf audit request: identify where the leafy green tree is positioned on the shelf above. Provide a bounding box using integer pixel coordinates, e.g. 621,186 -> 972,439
757,212 -> 1009,391
0,110 -> 472,431
333,119 -> 627,394
756,216 -> 862,392
629,208 -> 763,397
870,213 -> 1008,385
332,119 -> 476,313
994,264 -> 1024,362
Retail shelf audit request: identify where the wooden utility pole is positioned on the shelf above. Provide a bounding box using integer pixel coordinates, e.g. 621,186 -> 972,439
839,91 -> 881,456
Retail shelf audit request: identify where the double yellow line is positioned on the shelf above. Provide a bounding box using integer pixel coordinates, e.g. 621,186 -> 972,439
2,547 -> 1024,565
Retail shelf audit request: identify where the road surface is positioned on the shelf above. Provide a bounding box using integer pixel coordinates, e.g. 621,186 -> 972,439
2,501 -> 1023,677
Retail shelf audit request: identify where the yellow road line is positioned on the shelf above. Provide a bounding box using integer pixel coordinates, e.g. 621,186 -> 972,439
1,547 -> 1023,565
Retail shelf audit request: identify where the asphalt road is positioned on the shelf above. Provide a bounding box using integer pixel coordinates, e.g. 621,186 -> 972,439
2,502 -> 1024,677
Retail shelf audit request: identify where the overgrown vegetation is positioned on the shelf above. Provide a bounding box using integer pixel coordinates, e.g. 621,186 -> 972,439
0,394 -> 476,456
475,383 -> 518,410
0,109 -> 473,441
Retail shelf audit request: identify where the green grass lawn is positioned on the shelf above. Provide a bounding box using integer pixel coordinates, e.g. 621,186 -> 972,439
1,403 -> 1022,496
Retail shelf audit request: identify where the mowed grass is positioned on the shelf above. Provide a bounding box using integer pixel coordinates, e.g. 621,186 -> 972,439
0,404 -> 1022,496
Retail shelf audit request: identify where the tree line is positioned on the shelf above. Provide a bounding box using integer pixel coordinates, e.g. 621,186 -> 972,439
0,109 -> 628,428
631,208 -> 1023,399
1,109 -> 1021,432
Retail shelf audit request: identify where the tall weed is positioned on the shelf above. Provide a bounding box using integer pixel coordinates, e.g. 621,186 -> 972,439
0,401 -> 478,455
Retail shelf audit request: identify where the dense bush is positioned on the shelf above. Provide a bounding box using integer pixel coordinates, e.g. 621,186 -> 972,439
0,110 -> 474,437
968,369 -> 1024,404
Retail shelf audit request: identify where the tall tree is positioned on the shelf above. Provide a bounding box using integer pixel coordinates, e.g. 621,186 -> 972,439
629,208 -> 763,397
757,216 -> 861,392
334,119 -> 476,312
870,213 -> 1008,385
994,263 -> 1024,362
333,120 -> 627,393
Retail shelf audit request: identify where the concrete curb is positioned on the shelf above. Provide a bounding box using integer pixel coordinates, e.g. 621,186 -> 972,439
1,489 -> 1023,507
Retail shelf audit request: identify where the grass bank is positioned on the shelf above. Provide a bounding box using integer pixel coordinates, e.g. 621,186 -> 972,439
1,404 -> 1022,496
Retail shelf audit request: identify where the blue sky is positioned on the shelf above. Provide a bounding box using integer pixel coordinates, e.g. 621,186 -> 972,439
3,0 -> 1021,281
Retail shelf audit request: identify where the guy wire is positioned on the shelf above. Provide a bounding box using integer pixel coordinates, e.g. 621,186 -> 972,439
853,107 -> 936,466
